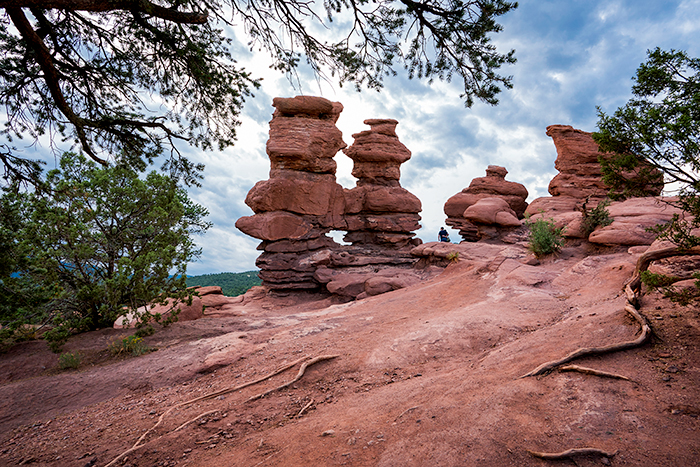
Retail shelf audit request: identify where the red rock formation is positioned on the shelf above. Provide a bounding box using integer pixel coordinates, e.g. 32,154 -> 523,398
588,197 -> 686,245
236,100 -> 424,295
342,119 -> 422,247
526,125 -> 664,242
235,96 -> 347,290
444,165 -> 528,241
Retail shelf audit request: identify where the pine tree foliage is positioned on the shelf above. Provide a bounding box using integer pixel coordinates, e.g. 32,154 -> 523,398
593,48 -> 700,248
0,0 -> 517,186
0,152 -> 210,351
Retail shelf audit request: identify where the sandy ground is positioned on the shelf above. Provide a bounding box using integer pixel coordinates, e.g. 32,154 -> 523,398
1,241 -> 698,467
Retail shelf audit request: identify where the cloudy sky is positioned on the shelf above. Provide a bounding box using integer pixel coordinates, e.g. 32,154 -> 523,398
181,0 -> 700,275
7,0 -> 700,275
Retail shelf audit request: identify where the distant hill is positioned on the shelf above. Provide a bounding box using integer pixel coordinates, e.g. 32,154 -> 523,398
186,271 -> 261,297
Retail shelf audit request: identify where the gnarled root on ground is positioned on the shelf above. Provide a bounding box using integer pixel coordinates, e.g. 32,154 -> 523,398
522,245 -> 700,378
559,364 -> 631,381
521,304 -> 650,377
104,354 -> 338,467
527,447 -> 617,460
247,355 -> 339,402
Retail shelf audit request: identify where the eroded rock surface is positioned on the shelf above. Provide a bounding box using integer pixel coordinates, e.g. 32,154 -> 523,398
545,124 -> 662,199
444,165 -> 528,241
525,125 -> 666,243
236,99 -> 424,297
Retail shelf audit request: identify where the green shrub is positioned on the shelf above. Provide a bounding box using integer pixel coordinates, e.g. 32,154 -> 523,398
58,351 -> 81,370
108,335 -> 151,357
446,251 -> 460,262
525,216 -> 565,258
641,270 -> 677,288
1,152 -> 209,353
641,271 -> 700,306
580,198 -> 613,236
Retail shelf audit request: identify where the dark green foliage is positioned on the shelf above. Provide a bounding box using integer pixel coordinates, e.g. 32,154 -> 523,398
640,270 -> 678,288
0,152 -> 210,351
580,198 -> 613,237
641,270 -> 700,307
0,189 -> 57,351
525,216 -> 565,258
187,271 -> 261,297
593,48 -> 700,248
58,351 -> 81,370
1,1 -> 517,187
1,3 -> 258,186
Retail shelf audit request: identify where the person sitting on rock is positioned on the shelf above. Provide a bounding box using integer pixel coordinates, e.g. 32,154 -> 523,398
438,227 -> 450,243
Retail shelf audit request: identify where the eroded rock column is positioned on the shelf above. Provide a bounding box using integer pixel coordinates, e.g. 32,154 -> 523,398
444,165 -> 528,241
526,124 -> 665,240
342,119 -> 422,247
235,96 -> 346,290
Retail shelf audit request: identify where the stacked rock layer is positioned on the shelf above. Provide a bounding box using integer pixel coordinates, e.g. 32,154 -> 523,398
236,96 -> 347,290
342,119 -> 422,247
545,124 -> 662,199
236,98 -> 424,294
444,165 -> 528,241
526,124 -> 665,241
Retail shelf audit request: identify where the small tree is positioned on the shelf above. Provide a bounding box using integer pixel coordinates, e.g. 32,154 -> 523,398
594,48 -> 700,308
593,48 -> 699,248
525,216 -> 565,258
0,153 -> 210,350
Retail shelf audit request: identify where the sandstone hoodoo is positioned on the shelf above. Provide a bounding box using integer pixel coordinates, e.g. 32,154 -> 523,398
526,125 -> 666,242
235,96 -> 348,291
444,165 -> 528,241
544,124 -> 662,200
342,119 -> 422,247
236,99 -> 426,297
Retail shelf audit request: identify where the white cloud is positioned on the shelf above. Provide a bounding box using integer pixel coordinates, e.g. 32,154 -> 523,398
5,1 -> 696,274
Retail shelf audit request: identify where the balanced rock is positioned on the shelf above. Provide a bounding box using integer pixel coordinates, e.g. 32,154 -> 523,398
237,100 -> 425,294
235,96 -> 347,290
343,119 -> 411,184
267,96 -> 345,174
444,165 -> 528,241
342,119 -> 422,247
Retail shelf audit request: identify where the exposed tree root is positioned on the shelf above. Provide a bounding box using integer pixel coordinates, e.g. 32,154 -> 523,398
104,354 -> 320,467
174,409 -> 219,433
521,304 -> 650,377
527,447 -> 617,460
395,405 -> 420,420
297,399 -> 315,418
521,246 -> 700,378
247,355 -> 339,402
559,364 -> 631,381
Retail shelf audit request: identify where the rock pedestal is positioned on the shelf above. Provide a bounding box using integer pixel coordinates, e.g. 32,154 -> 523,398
342,119 -> 422,247
235,96 -> 347,290
444,165 -> 528,241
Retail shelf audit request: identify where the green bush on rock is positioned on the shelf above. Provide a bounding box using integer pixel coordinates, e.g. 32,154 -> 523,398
525,216 -> 565,258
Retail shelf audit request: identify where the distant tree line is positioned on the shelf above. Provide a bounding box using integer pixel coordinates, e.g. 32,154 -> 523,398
187,271 -> 261,297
